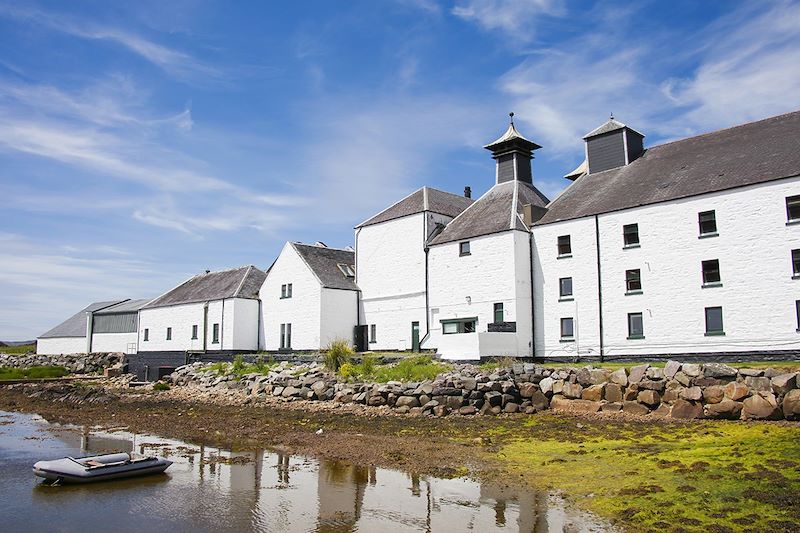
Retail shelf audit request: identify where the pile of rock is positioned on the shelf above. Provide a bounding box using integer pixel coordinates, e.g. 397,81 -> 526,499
0,352 -> 123,375
165,360 -> 800,420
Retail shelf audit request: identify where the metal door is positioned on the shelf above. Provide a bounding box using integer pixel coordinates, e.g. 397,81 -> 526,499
411,321 -> 420,352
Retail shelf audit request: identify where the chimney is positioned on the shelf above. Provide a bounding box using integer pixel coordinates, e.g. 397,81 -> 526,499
464,186 -> 471,199
484,112 -> 541,185
583,115 -> 644,174
205,269 -> 211,274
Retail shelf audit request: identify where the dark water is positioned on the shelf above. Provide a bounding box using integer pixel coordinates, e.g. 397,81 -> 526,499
0,411 -> 611,532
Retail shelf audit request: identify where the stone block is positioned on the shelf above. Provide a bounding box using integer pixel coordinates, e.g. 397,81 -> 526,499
581,384 -> 605,402
459,405 -> 477,416
703,385 -> 725,404
704,399 -> 743,420
771,373 -> 798,395
674,371 -> 691,387
623,384 -> 639,401
680,386 -> 703,402
628,364 -> 649,383
622,401 -> 650,415
637,390 -> 661,407
609,368 -> 628,387
681,363 -> 702,377
395,396 -> 420,408
744,376 -> 772,393
484,391 -> 502,407
639,379 -> 666,392
538,377 -> 555,394
703,363 -> 737,379
529,390 -> 550,411
646,367 -> 664,380
550,397 -> 601,413
738,368 -> 763,377
664,360 -> 682,379
783,389 -> 800,420
601,402 -> 622,412
562,382 -> 583,399
503,402 -> 520,413
519,382 -> 538,398
652,404 -> 672,418
604,383 -> 623,403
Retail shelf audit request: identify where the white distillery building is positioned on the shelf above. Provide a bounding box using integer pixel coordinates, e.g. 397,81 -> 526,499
532,111 -> 800,360
424,121 -> 549,359
261,242 -> 359,351
37,299 -> 150,355
355,187 -> 473,351
137,265 -> 266,355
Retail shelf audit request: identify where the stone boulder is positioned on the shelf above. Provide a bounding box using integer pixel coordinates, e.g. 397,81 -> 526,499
459,405 -> 477,416
703,385 -> 725,404
550,397 -> 601,413
637,390 -> 661,407
628,364 -> 649,383
723,381 -> 749,401
703,363 -> 737,379
609,368 -> 628,387
562,382 -> 583,399
680,386 -> 703,402
601,402 -> 622,412
670,399 -> 703,419
605,383 -> 623,403
395,396 -> 421,408
581,384 -> 605,402
742,394 -> 782,420
529,390 -> 550,411
664,360 -> 682,379
744,376 -> 772,393
518,382 -> 538,398
538,376 -> 555,395
771,373 -> 798,395
681,363 -> 702,378
704,399 -> 743,420
622,401 -> 650,415
783,389 -> 800,421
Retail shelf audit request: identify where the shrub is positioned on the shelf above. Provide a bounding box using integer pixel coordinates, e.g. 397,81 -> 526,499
359,354 -> 378,376
324,338 -> 354,371
231,354 -> 246,374
338,362 -> 357,380
372,355 -> 451,383
153,382 -> 170,391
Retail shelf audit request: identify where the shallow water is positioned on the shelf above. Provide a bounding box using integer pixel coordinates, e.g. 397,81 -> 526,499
0,410 -> 610,532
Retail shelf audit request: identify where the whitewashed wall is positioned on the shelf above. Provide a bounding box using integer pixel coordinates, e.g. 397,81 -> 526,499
137,299 -> 252,351
533,176 -> 800,358
426,230 -> 533,359
92,332 -> 138,354
261,243 -> 322,350
230,298 -> 260,351
357,213 -> 429,350
37,337 -> 86,355
320,288 -> 358,348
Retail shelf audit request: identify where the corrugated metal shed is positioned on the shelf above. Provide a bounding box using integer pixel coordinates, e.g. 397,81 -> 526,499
39,300 -> 125,338
538,109 -> 800,225
143,266 -> 267,309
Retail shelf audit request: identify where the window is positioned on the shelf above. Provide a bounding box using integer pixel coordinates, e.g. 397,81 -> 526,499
191,325 -> 198,340
559,277 -> 573,298
494,303 -> 504,323
627,312 -> 644,339
281,283 -> 293,298
337,263 -> 355,278
166,327 -> 172,341
560,317 -> 574,339
212,323 -> 220,344
793,249 -> 800,277
280,323 -> 292,349
797,301 -> 800,332
369,324 -> 377,343
698,210 -> 717,236
441,317 -> 477,334
787,195 -> 800,222
459,241 -> 471,256
705,307 -> 724,335
623,224 -> 640,246
557,235 -> 571,257
702,259 -> 721,285
143,328 -> 149,342
625,269 -> 642,293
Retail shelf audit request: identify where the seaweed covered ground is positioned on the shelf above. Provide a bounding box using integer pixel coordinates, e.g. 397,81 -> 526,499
1,383 -> 798,532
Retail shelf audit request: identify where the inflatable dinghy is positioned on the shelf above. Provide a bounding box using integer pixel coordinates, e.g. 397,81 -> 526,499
33,452 -> 172,484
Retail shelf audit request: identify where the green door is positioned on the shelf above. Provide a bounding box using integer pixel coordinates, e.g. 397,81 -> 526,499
411,321 -> 420,352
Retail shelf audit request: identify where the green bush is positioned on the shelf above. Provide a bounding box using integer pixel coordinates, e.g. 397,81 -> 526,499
0,365 -> 70,380
323,338 -> 354,371
372,355 -> 450,383
152,382 -> 170,391
206,355 -> 277,378
231,354 -> 245,374
338,362 -> 357,380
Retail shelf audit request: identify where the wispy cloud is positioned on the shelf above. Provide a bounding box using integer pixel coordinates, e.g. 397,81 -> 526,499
452,0 -> 565,39
0,3 -> 219,81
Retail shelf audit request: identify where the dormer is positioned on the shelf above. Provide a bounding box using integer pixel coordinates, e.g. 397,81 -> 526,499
583,116 -> 644,174
484,113 -> 541,185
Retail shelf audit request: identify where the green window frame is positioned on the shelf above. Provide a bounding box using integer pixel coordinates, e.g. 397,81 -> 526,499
625,269 -> 642,293
493,303 -> 504,323
702,259 -> 721,285
560,317 -> 574,339
191,325 -> 198,340
698,210 -> 717,236
557,235 -> 571,256
441,317 -> 477,334
704,307 -> 724,336
627,312 -> 644,339
623,223 -> 640,246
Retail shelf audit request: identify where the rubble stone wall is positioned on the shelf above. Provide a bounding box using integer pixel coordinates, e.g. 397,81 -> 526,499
0,353 -> 123,374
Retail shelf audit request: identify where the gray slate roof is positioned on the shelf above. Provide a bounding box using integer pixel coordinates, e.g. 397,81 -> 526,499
39,300 -> 126,338
538,110 -> 800,225
583,118 -> 643,139
292,243 -> 359,291
356,187 -> 473,228
143,266 -> 266,309
430,180 -> 550,245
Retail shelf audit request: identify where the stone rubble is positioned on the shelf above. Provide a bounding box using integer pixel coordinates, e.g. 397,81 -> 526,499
0,352 -> 123,375
163,360 -> 800,421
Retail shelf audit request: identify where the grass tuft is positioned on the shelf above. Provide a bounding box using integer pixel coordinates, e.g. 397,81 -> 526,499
0,365 -> 70,380
323,338 -> 354,372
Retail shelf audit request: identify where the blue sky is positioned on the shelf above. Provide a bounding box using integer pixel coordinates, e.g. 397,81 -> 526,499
2,0 -> 800,340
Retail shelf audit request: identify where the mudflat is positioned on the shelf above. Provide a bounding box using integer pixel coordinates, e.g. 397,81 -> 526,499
2,383 -> 799,532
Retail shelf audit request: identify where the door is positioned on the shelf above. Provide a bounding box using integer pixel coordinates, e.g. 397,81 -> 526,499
354,325 -> 368,352
411,321 -> 420,352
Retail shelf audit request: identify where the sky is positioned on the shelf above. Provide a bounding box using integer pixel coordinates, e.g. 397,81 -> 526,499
1,0 -> 800,340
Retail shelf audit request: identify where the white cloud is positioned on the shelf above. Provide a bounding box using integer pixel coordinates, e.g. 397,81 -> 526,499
452,0 -> 565,39
0,3 -> 218,81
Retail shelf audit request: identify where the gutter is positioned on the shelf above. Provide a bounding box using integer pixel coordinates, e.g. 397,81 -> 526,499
529,231 -> 535,358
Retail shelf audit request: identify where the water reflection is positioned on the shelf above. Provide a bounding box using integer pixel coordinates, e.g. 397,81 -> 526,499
0,411 -> 612,532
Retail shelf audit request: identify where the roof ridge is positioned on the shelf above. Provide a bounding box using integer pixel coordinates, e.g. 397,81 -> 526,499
509,181 -> 519,230
292,242 -> 355,253
639,109 -> 800,154
354,187 -> 424,228
232,265 -> 253,298
423,187 -> 429,211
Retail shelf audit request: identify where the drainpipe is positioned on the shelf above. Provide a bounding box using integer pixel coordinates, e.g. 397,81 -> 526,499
203,301 -> 209,352
594,215 -> 605,362
529,231 -> 535,359
257,299 -> 263,352
85,311 -> 94,354
220,299 -> 225,351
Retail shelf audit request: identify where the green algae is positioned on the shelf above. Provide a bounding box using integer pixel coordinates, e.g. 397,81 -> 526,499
497,417 -> 800,532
